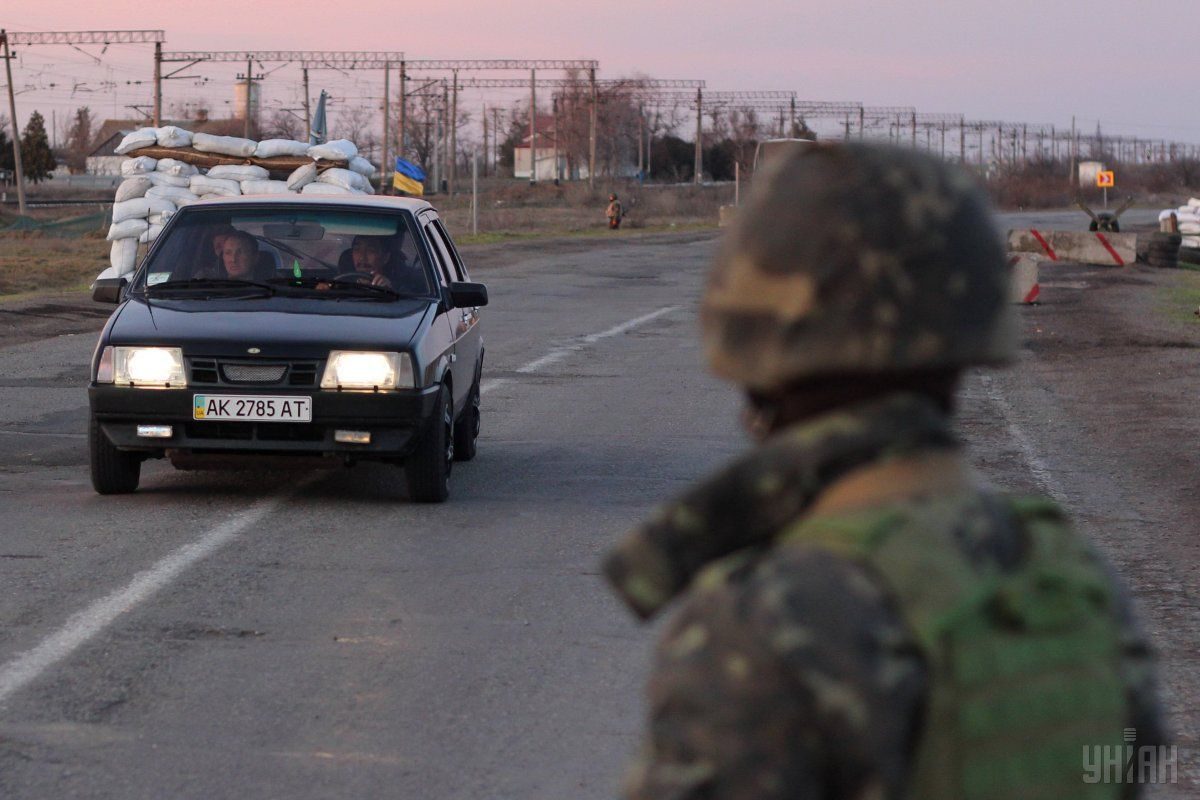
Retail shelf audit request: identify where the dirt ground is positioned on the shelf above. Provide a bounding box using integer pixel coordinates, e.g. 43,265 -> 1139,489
958,259 -> 1200,795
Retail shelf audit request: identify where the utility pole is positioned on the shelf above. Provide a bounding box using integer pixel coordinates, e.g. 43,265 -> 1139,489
482,104 -> 488,178
153,41 -> 163,125
1,30 -> 26,216
381,62 -> 390,194
450,69 -> 458,194
302,68 -> 311,138
694,87 -> 703,184
589,68 -> 597,188
398,60 -> 406,164
529,68 -> 537,184
243,57 -> 253,138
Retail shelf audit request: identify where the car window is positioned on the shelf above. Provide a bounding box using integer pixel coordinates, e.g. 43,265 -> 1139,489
431,220 -> 467,282
421,219 -> 455,287
135,206 -> 434,297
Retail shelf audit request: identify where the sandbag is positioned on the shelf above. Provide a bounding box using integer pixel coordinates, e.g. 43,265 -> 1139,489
139,223 -> 165,244
110,238 -> 139,274
349,156 -> 376,177
316,167 -> 370,192
147,210 -> 175,226
114,177 -> 153,202
1182,235 -> 1200,249
108,218 -> 150,241
1188,198 -> 1200,209
155,126 -> 193,148
241,180 -> 292,195
207,164 -> 270,182
286,163 -> 318,191
255,139 -> 311,158
147,172 -> 193,188
112,198 -> 152,223
1180,222 -> 1200,235
300,182 -> 353,195
146,185 -> 200,204
120,156 -> 158,176
192,132 -> 258,157
189,175 -> 242,197
174,194 -> 205,207
114,127 -> 158,155
307,139 -> 357,161
156,158 -> 199,177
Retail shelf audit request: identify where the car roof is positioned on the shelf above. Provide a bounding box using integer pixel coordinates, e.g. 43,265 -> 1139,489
192,194 -> 434,213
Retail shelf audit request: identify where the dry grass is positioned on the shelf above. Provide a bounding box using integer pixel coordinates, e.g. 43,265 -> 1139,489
0,232 -> 111,297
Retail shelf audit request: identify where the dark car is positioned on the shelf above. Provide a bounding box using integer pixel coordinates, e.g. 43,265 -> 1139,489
88,195 -> 487,503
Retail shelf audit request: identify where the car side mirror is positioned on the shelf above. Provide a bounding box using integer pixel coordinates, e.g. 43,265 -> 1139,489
448,281 -> 488,308
92,277 -> 128,304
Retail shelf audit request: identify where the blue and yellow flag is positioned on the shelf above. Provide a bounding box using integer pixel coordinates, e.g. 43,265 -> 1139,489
393,158 -> 426,196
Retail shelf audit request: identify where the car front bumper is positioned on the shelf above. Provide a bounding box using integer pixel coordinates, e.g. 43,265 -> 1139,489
89,384 -> 442,460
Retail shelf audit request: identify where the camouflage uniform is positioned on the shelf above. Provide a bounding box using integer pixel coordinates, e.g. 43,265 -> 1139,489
604,143 -> 1163,799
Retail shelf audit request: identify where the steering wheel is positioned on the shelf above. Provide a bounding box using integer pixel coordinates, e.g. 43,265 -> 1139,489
332,271 -> 372,283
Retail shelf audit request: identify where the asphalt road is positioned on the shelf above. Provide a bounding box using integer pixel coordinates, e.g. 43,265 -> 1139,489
0,211 -> 1188,798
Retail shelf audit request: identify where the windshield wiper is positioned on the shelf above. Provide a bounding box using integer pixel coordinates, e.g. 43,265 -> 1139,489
145,278 -> 276,297
269,276 -> 402,300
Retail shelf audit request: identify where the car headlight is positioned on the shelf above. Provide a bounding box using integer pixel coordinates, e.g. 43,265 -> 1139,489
103,346 -> 187,388
320,351 -> 414,391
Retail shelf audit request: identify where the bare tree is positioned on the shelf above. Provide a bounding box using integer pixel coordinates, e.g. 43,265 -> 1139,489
260,108 -> 304,141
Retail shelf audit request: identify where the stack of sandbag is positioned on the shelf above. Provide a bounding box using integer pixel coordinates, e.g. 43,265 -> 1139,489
104,126 -> 380,277
1158,198 -> 1200,247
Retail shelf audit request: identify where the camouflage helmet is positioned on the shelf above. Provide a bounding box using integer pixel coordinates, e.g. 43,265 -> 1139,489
702,142 -> 1015,393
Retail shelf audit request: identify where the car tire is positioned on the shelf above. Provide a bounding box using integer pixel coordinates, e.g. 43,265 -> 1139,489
89,415 -> 141,494
452,378 -> 480,462
405,384 -> 453,503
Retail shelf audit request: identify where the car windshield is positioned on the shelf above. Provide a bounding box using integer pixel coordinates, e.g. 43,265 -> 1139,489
132,205 -> 436,299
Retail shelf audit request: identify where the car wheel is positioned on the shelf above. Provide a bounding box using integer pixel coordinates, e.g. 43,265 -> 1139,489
405,384 -> 453,503
89,415 -> 141,494
452,378 -> 480,462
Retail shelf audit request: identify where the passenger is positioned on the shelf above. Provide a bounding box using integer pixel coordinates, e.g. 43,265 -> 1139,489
220,231 -> 263,281
196,225 -> 237,278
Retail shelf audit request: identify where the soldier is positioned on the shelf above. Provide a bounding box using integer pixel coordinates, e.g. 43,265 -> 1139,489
604,142 -> 1163,799
607,193 -> 623,230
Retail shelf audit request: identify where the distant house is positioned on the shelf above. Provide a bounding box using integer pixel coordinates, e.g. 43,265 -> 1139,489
512,114 -> 585,181
86,117 -> 247,175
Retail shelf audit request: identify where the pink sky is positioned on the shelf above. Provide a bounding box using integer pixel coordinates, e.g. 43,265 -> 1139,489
5,0 -> 1197,143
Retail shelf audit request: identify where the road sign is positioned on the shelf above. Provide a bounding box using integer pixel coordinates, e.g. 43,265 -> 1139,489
1097,170 -> 1115,188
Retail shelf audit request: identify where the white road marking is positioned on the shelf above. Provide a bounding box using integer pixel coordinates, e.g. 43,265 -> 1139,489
481,305 -> 681,395
0,489 -> 297,706
978,374 -> 1068,505
0,430 -> 86,439
0,305 -> 682,705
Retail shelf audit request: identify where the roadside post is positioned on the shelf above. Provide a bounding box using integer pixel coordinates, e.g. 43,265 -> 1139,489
1097,169 -> 1115,209
472,151 -> 479,236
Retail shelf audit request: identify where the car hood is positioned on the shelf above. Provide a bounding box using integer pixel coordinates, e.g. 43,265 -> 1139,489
107,297 -> 434,359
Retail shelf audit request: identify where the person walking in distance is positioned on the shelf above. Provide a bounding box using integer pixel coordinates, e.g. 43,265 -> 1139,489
607,193 -> 623,230
604,142 -> 1164,800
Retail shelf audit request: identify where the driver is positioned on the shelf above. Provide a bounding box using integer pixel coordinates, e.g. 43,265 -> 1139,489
348,235 -> 395,288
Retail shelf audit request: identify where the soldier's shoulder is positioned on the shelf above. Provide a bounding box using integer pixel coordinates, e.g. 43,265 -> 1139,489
688,542 -> 907,659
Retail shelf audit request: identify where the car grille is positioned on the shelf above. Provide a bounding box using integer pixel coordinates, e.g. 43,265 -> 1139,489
222,364 -> 287,383
188,358 -> 319,387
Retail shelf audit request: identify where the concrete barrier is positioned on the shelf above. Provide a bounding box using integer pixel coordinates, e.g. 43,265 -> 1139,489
1008,253 -> 1041,304
1007,229 -> 1137,267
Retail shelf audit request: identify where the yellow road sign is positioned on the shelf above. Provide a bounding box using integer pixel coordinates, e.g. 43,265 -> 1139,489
1097,170 -> 1115,188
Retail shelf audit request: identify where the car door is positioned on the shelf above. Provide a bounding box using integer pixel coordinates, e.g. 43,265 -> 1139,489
429,217 -> 483,389
418,211 -> 471,411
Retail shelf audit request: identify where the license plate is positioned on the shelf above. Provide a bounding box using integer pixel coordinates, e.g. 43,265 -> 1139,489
193,395 -> 312,422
